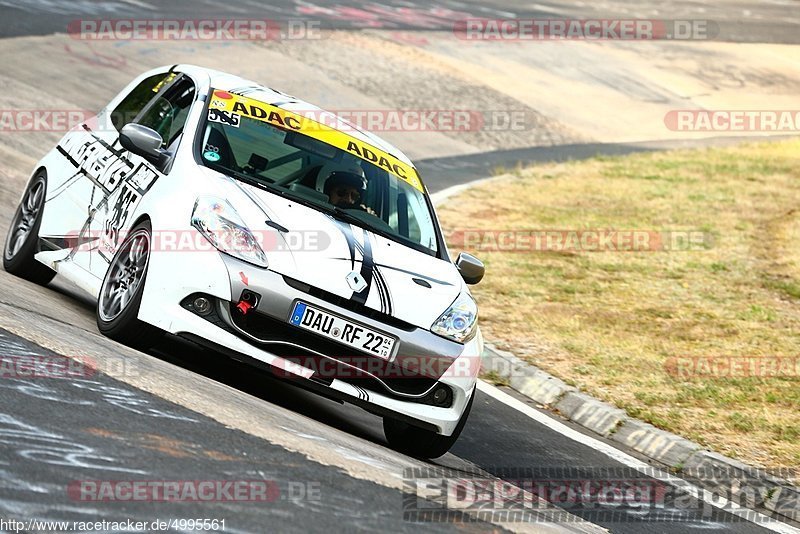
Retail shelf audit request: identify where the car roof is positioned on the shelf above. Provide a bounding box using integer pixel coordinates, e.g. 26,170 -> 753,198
176,64 -> 416,169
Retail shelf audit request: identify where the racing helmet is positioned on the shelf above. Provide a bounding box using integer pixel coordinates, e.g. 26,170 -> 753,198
318,160 -> 367,198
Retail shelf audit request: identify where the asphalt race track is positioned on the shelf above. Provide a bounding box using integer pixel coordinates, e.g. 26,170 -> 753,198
0,1 -> 799,533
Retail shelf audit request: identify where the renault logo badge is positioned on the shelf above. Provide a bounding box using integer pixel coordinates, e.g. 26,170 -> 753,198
346,271 -> 367,292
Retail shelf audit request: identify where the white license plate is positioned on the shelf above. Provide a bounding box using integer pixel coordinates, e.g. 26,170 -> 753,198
289,302 -> 396,360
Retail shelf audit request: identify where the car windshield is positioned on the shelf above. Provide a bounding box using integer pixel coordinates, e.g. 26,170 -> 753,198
198,89 -> 439,256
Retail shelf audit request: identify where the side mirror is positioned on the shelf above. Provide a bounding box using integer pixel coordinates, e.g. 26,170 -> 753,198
456,252 -> 484,285
119,123 -> 169,169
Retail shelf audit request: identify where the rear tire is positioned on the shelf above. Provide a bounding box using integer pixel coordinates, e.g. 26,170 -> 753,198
383,389 -> 475,459
3,172 -> 56,285
96,220 -> 161,348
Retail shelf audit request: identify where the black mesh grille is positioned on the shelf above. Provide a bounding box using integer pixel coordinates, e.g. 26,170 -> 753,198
229,305 -> 440,396
180,293 -> 452,406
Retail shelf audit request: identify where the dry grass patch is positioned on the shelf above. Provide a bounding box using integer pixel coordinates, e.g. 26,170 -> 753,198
438,139 -> 800,470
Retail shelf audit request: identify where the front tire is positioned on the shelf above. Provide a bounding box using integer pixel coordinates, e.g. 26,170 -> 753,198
3,172 -> 56,285
383,389 -> 475,459
96,221 -> 161,347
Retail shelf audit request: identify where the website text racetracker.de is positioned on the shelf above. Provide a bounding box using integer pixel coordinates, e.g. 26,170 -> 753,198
0,354 -> 95,378
665,110 -> 800,132
67,19 -> 321,41
69,480 -> 275,502
0,518 -> 227,533
665,356 -> 800,379
62,229 -> 333,256
0,109 -> 531,133
271,354 -> 482,381
454,19 -> 718,41
447,230 -> 712,252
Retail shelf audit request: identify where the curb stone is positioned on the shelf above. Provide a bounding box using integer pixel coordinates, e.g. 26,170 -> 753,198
609,418 -> 699,467
481,344 -> 576,405
555,392 -> 627,437
481,344 -> 800,523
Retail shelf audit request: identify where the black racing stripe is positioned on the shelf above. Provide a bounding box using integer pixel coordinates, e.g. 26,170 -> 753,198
330,220 -> 386,309
373,263 -> 455,287
355,385 -> 369,401
230,85 -> 264,96
352,230 -> 375,306
56,144 -> 80,167
46,169 -> 84,201
81,124 -> 132,161
354,239 -> 387,313
372,266 -> 388,314
324,256 -> 455,287
350,239 -> 394,316
334,219 -> 357,271
373,268 -> 393,316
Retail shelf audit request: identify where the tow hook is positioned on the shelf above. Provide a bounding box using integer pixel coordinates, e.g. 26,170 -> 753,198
235,290 -> 261,315
236,300 -> 253,315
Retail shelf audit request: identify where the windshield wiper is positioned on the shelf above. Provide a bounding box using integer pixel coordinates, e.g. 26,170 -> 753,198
223,168 -> 345,221
221,167 -> 284,195
327,206 -> 410,247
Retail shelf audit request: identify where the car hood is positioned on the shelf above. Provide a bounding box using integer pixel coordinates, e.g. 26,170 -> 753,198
203,170 -> 464,330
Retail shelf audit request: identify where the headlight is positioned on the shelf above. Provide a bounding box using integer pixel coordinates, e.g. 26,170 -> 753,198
431,292 -> 478,343
191,196 -> 268,268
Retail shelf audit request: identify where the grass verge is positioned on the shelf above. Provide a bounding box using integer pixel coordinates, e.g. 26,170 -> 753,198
438,139 -> 800,469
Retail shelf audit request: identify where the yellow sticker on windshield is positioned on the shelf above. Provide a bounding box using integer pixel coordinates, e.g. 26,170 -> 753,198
209,89 -> 424,192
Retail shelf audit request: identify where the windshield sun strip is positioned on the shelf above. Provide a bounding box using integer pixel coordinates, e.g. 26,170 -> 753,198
207,89 -> 425,192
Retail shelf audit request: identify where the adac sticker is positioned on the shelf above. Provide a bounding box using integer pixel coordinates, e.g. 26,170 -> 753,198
210,89 -> 424,191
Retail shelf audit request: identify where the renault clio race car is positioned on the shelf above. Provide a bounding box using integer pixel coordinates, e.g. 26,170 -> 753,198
2,65 -> 485,458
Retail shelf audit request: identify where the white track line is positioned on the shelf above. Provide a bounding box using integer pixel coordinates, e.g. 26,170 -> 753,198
477,380 -> 800,534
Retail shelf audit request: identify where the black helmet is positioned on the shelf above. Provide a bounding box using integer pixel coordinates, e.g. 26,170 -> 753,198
323,170 -> 367,196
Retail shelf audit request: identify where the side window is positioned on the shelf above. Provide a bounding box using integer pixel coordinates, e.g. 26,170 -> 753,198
137,77 -> 196,149
109,72 -> 175,131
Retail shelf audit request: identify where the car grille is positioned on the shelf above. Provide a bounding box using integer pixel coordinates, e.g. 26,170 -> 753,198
227,304 -> 441,396
180,293 -> 451,405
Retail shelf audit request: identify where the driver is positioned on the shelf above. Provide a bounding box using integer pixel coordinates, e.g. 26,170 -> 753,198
323,169 -> 376,215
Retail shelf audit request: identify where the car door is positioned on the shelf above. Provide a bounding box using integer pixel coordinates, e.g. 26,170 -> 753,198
88,73 -> 196,280
41,70 -> 178,273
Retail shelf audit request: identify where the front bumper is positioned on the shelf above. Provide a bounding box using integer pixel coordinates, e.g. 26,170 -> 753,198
137,250 -> 482,436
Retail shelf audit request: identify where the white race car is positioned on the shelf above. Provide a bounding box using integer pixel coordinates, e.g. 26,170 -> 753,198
3,65 -> 485,458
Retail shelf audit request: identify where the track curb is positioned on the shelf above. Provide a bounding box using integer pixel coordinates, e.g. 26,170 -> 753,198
481,344 -> 800,523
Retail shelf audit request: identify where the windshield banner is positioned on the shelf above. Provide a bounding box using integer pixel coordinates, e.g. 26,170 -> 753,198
208,89 -> 424,192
